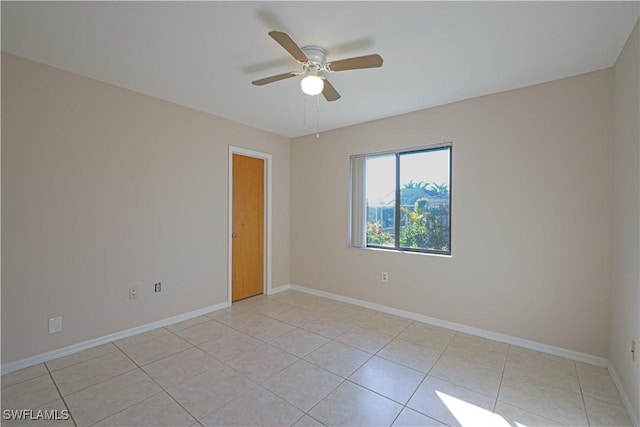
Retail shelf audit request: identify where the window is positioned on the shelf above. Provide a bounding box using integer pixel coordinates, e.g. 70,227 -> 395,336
350,144 -> 451,255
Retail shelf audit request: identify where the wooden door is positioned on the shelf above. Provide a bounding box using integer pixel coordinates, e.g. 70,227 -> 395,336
232,154 -> 264,301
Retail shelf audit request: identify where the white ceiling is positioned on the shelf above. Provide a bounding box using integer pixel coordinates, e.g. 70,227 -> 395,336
2,1 -> 638,138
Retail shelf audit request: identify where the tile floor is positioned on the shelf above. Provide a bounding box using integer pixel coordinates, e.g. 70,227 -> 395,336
1,290 -> 633,427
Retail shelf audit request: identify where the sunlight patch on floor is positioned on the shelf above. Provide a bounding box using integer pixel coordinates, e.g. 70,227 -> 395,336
436,390 -> 529,427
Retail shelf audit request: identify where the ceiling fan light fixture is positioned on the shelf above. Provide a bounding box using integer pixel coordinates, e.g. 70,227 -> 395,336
301,74 -> 324,96
253,31 -> 382,102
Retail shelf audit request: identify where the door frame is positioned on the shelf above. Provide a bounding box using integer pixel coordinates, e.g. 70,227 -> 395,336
228,146 -> 272,305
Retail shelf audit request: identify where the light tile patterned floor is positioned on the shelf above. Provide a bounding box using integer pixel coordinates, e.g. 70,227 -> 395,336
1,290 -> 633,427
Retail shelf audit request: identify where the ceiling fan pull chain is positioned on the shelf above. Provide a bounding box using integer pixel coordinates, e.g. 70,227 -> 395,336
303,95 -> 308,129
316,94 -> 320,138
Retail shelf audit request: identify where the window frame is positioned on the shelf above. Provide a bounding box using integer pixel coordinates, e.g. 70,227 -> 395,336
351,143 -> 452,256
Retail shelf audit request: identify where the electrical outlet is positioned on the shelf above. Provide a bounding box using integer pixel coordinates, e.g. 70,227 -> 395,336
154,282 -> 161,293
129,286 -> 138,300
381,272 -> 389,282
632,340 -> 637,362
48,316 -> 62,334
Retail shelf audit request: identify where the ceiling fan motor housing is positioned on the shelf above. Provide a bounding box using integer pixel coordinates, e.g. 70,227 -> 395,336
302,46 -> 327,66
252,32 -> 382,102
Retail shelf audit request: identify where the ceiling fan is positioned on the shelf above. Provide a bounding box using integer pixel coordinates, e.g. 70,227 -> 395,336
252,31 -> 383,102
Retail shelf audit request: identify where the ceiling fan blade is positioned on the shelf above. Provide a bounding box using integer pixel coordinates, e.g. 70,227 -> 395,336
327,54 -> 383,72
322,78 -> 341,102
252,72 -> 298,86
268,31 -> 309,63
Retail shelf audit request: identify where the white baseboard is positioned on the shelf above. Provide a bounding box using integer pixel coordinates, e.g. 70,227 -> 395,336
289,284 -> 640,423
608,361 -> 640,427
1,301 -> 229,375
2,284 -> 292,375
268,284 -> 292,295
4,284 -> 636,426
289,284 -> 609,367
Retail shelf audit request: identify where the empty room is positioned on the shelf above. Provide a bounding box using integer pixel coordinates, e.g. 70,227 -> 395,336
1,2 -> 639,426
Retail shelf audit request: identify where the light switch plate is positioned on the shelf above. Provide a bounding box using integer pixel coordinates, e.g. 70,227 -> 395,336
48,316 -> 62,334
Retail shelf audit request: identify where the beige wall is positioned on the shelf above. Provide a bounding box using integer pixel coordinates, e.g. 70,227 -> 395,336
611,20 -> 640,422
2,31 -> 634,404
1,53 -> 291,363
291,69 -> 613,358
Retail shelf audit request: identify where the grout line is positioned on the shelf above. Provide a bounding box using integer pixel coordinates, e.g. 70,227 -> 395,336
45,343 -> 120,374
84,349 -> 168,424
303,377 -> 348,424
145,377 -> 202,425
87,389 -> 166,426
115,338 -> 208,425
47,348 -> 140,400
43,362 -> 78,427
396,331 -> 453,425
494,343 -> 511,412
0,368 -> 50,390
8,290 -> 618,426
575,359 -> 593,426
